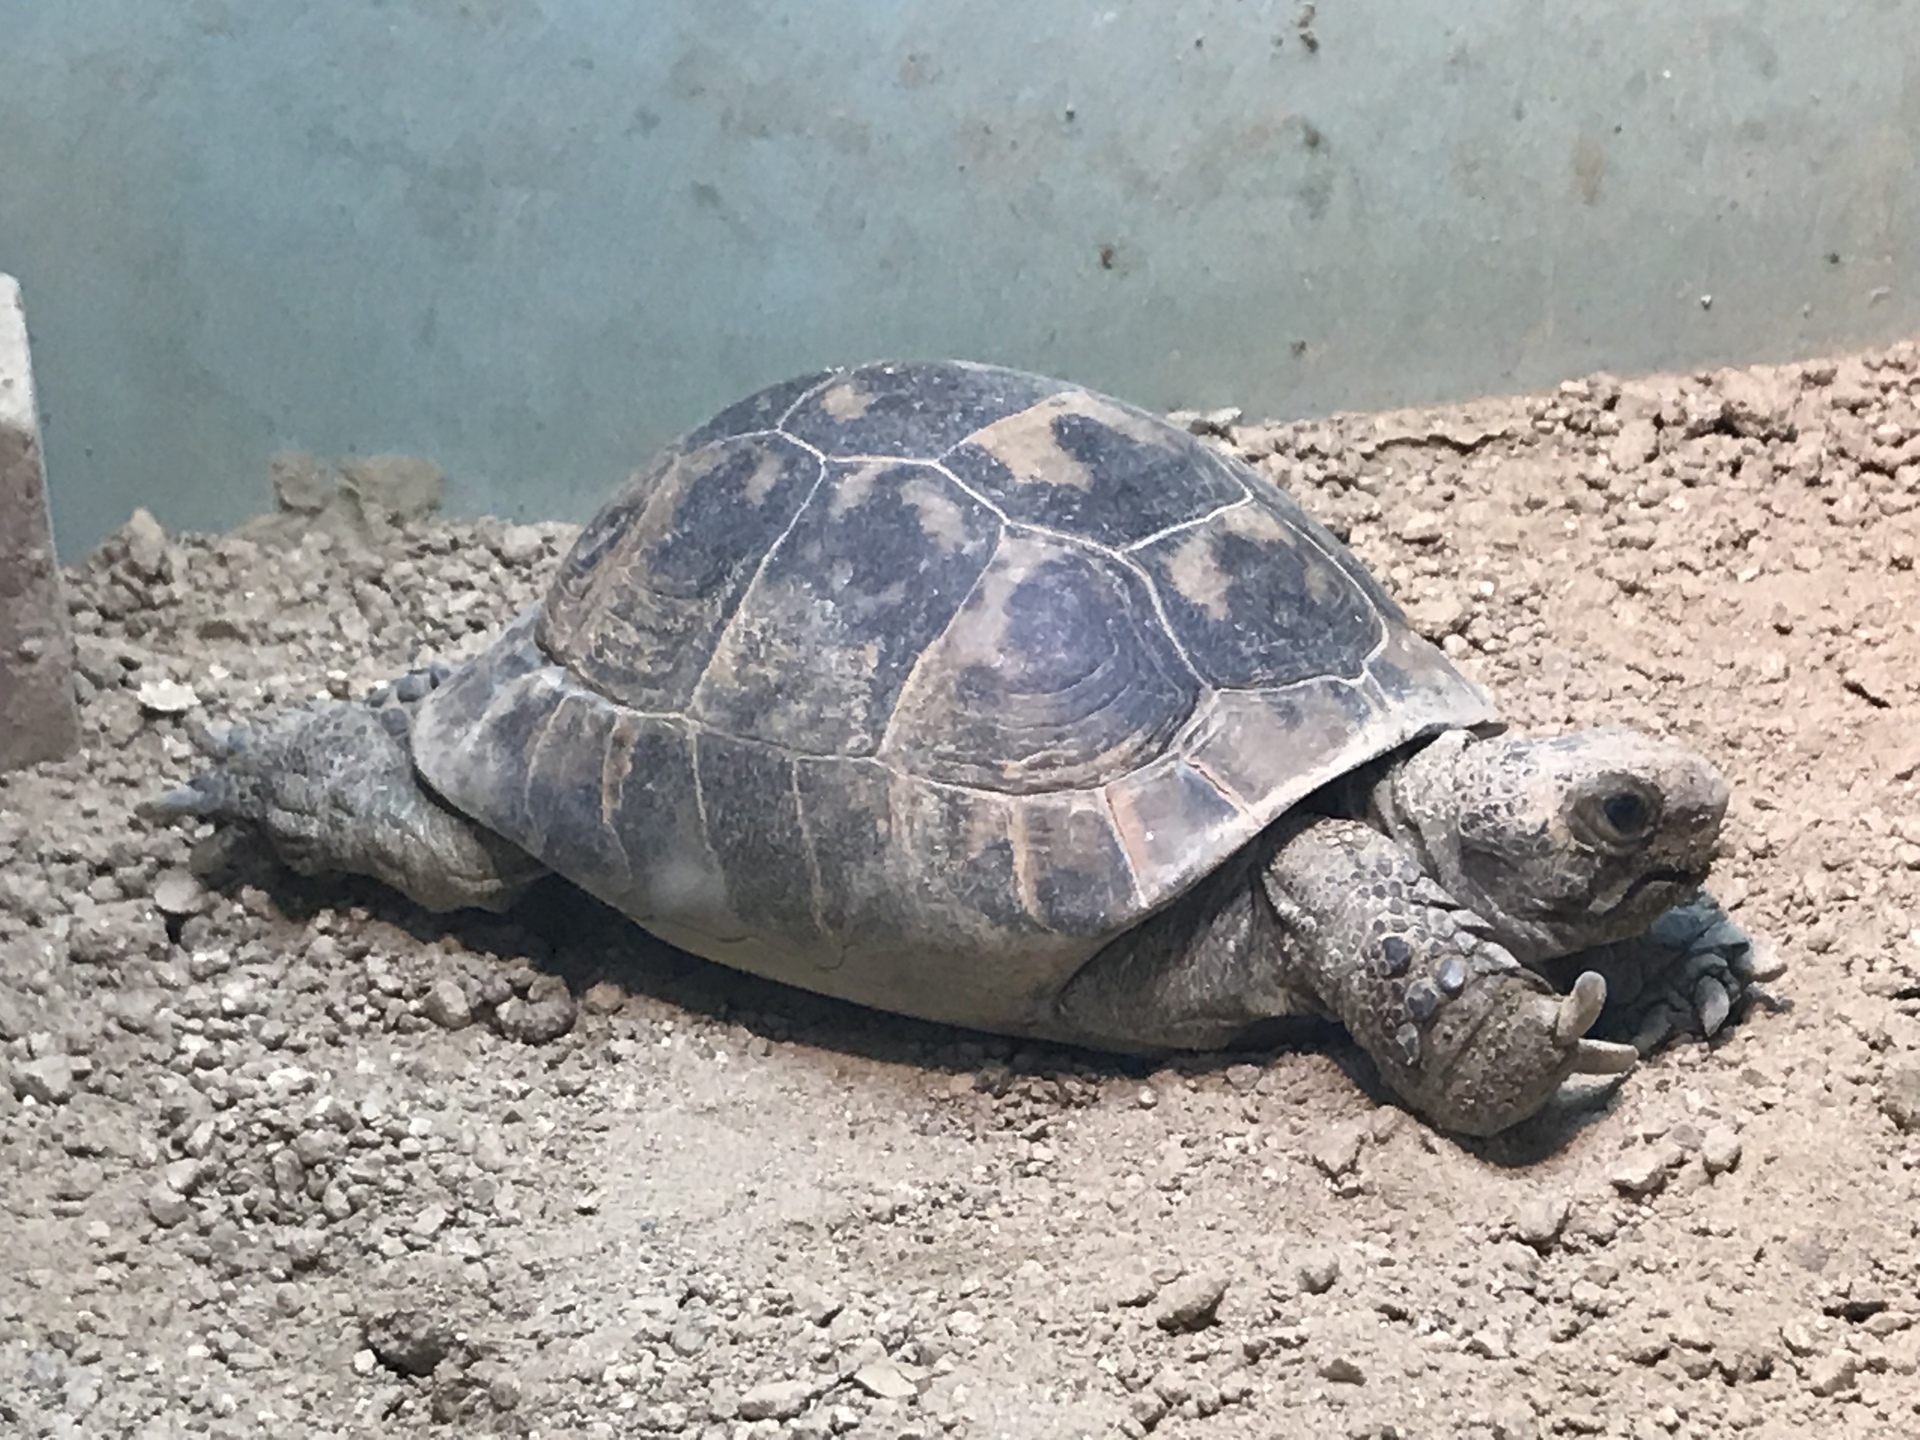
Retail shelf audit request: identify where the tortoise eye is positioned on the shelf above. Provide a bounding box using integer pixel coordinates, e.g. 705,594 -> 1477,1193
1570,782 -> 1660,850
1601,791 -> 1651,838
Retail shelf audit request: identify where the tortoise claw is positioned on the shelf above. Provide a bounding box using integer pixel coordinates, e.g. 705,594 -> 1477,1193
1694,973 -> 1733,1037
1552,970 -> 1608,1044
1570,1037 -> 1640,1076
1554,972 -> 1637,1073
138,773 -> 245,822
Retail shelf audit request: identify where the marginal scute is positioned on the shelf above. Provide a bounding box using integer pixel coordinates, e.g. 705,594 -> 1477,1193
413,622 -> 737,940
1007,789 -> 1141,933
882,531 -> 1197,794
882,779 -> 1047,942
517,688 -> 619,862
1180,683 -> 1381,811
602,716 -> 730,935
695,732 -> 821,945
413,644 -> 555,845
1365,619 -> 1498,725
1102,755 -> 1246,904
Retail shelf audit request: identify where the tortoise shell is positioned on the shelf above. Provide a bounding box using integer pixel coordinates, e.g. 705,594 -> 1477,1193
409,362 -> 1496,1036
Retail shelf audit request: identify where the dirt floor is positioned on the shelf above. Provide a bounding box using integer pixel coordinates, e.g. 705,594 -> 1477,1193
6,341 -> 1920,1440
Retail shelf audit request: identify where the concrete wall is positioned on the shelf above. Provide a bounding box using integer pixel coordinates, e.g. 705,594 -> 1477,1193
4,1 -> 1916,556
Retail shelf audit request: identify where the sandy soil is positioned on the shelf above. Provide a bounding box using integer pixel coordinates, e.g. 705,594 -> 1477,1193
6,342 -> 1920,1440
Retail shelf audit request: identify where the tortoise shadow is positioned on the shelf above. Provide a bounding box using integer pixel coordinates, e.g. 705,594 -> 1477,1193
204,847 -> 1617,1163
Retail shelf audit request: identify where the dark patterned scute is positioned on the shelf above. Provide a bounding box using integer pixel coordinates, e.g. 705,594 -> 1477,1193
944,393 -> 1246,550
681,368 -> 835,449
689,459 -> 1000,756
879,532 -> 1194,793
1134,496 -> 1385,690
781,362 -> 1076,458
541,432 -> 825,714
414,362 -> 1497,1038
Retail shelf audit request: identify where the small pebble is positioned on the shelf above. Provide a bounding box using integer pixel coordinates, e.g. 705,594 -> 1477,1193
135,679 -> 199,715
1804,1350 -> 1857,1397
1307,1124 -> 1363,1179
149,870 -> 206,917
420,978 -> 473,1031
1700,1125 -> 1743,1176
852,1359 -> 924,1401
493,976 -> 577,1043
1296,1251 -> 1340,1295
1877,1065 -> 1920,1133
9,1055 -> 77,1106
1317,1355 -> 1365,1384
145,1183 -> 192,1228
1609,1144 -> 1684,1198
1154,1273 -> 1228,1332
1515,1195 -> 1571,1249
495,524 -> 546,566
1109,1267 -> 1159,1309
737,1378 -> 815,1421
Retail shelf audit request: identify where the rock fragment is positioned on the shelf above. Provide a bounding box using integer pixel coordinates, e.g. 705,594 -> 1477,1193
1154,1273 -> 1228,1332
1515,1195 -> 1570,1249
145,1183 -> 192,1228
10,1054 -> 76,1105
421,978 -> 474,1031
363,1309 -> 459,1377
493,975 -> 576,1044
135,679 -> 199,715
852,1358 -> 924,1400
1308,1123 -> 1363,1179
1700,1126 -> 1743,1176
1317,1355 -> 1365,1384
737,1378 -> 814,1421
1803,1350 -> 1857,1397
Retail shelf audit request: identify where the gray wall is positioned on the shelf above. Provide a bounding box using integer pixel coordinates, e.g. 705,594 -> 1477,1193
4,1 -> 1917,557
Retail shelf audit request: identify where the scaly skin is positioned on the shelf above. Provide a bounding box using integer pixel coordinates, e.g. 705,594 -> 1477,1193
1054,726 -> 1753,1133
151,684 -> 1765,1135
1260,817 -> 1636,1136
145,670 -> 544,914
1052,814 -> 1637,1137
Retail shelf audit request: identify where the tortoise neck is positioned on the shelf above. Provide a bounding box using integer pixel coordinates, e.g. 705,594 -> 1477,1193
1371,729 -> 1474,893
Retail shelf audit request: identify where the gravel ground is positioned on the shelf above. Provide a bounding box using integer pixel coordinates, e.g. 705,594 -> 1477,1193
7,341 -> 1920,1439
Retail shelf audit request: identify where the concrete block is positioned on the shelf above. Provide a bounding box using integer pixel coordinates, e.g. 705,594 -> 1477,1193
0,274 -> 80,771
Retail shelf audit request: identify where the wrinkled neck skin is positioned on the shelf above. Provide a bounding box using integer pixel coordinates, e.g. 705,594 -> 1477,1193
1369,731 -> 1495,937
1364,727 -> 1728,967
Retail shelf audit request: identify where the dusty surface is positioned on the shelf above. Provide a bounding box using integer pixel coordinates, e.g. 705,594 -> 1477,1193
7,344 -> 1920,1439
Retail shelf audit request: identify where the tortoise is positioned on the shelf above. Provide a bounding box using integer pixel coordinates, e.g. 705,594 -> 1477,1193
151,360 -> 1772,1135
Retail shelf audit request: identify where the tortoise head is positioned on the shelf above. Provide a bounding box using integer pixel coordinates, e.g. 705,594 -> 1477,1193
1397,727 -> 1730,964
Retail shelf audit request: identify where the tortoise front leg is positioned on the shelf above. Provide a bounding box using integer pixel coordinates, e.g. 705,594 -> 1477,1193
1053,814 -> 1637,1136
143,676 -> 546,914
1258,815 -> 1638,1136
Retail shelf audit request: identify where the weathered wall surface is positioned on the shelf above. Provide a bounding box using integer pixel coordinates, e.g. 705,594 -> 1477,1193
2,2 -> 1915,555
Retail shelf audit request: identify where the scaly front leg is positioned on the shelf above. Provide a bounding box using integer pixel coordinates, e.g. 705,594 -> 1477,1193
1262,816 -> 1639,1136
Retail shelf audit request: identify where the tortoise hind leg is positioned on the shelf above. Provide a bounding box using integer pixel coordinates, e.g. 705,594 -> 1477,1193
143,676 -> 546,914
